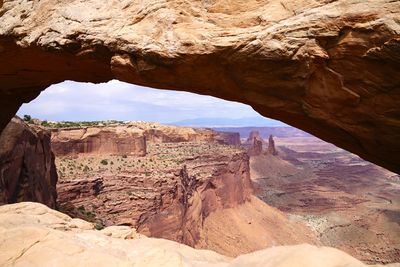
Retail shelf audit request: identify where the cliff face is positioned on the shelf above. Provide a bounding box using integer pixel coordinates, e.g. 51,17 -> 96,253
137,151 -> 253,247
0,117 -> 57,208
56,142 -> 252,243
51,126 -> 147,156
1,0 -> 399,173
214,131 -> 241,146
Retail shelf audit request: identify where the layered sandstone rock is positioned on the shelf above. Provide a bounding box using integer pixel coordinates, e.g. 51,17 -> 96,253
0,0 -> 399,173
0,202 -> 395,267
51,126 -> 147,156
248,137 -> 263,157
213,131 -> 241,146
267,135 -> 278,155
0,117 -> 57,208
130,122 -> 240,145
56,142 -> 253,244
55,139 -> 318,256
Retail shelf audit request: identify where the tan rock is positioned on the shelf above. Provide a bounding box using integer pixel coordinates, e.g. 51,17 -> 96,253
0,202 -> 396,267
0,0 -> 399,173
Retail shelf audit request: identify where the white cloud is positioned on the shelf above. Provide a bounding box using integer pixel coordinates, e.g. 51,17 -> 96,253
17,80 -> 274,123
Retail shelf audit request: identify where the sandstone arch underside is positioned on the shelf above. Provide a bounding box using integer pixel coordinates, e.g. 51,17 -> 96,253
0,0 -> 399,173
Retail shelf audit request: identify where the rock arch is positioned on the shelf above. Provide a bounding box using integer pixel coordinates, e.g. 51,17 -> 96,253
0,0 -> 399,173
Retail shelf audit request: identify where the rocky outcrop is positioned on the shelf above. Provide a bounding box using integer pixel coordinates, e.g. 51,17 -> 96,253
0,117 -> 57,208
248,137 -> 263,157
267,135 -> 278,156
137,151 -> 253,247
131,122 -> 241,145
0,202 -> 394,267
213,131 -> 241,146
138,123 -> 215,143
56,142 -> 253,245
51,126 -> 147,156
246,131 -> 263,143
1,0 -> 399,173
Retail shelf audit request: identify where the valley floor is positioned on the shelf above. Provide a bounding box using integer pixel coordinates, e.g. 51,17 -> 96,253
251,137 -> 400,264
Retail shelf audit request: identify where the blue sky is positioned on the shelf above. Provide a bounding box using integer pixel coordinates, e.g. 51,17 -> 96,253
17,80 -> 285,126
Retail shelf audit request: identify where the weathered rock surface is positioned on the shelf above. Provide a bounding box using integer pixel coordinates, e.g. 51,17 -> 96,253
251,135 -> 400,264
133,122 -> 240,145
51,126 -> 147,156
56,142 -> 254,247
0,117 -> 57,208
0,202 -> 396,267
0,0 -> 399,173
248,137 -> 263,157
267,135 -> 278,155
213,131 -> 241,146
55,138 -> 319,256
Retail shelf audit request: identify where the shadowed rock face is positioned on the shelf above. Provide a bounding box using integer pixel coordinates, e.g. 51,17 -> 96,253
0,117 -> 58,208
0,0 -> 399,173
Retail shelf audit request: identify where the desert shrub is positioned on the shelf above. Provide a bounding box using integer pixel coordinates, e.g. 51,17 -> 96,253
95,223 -> 105,230
23,114 -> 31,122
122,155 -> 127,158
100,159 -> 108,165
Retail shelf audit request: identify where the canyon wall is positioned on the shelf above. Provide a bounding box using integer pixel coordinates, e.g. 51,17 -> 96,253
214,131 -> 241,146
51,126 -> 147,156
56,142 -> 252,246
51,124 -> 240,157
137,152 -> 253,246
0,117 -> 57,208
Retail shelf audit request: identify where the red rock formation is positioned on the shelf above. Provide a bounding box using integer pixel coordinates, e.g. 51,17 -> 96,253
0,117 -> 57,208
56,142 -> 253,246
267,135 -> 278,155
246,131 -> 263,143
213,131 -> 241,146
248,137 -> 263,157
51,126 -> 146,156
138,152 -> 253,246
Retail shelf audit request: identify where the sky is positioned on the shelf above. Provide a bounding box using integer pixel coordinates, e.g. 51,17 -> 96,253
17,80 -> 285,126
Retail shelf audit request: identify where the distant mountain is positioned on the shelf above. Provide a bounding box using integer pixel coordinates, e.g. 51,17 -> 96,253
212,126 -> 312,139
169,117 -> 287,127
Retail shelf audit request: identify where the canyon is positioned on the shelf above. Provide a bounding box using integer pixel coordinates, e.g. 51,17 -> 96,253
0,0 -> 399,173
0,117 -> 398,266
1,0 -> 400,265
53,123 -> 317,257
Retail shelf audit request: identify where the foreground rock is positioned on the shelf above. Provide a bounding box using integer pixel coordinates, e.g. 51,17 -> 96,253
0,202 -> 396,267
0,0 -> 399,173
0,117 -> 57,208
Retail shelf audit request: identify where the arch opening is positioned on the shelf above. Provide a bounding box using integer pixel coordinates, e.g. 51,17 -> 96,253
2,80 -> 398,264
